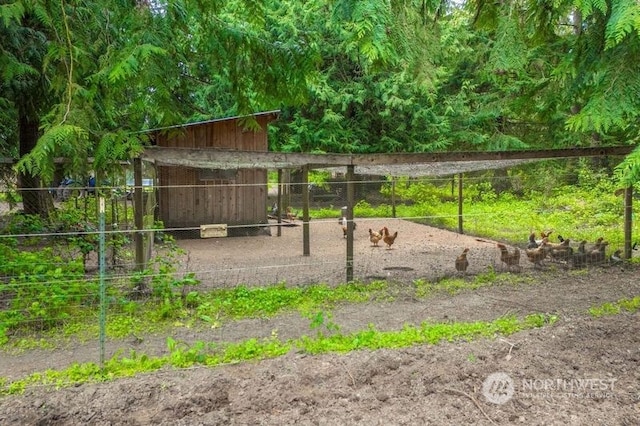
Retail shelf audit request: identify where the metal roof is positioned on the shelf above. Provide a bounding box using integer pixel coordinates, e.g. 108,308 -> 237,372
142,110 -> 280,134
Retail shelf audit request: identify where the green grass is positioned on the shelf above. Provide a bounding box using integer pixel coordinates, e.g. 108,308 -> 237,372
0,280 -> 392,350
1,271 -> 547,351
588,296 -> 640,317
310,183 -> 638,251
0,312 -> 557,396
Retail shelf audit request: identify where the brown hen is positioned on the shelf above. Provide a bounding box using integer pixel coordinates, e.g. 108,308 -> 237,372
525,239 -> 550,268
455,248 -> 470,276
382,227 -> 398,250
497,243 -> 521,272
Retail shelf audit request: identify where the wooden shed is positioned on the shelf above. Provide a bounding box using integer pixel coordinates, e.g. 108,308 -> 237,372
151,111 -> 279,236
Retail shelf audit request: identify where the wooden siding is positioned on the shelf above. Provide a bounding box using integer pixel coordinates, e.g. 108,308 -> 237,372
155,114 -> 273,230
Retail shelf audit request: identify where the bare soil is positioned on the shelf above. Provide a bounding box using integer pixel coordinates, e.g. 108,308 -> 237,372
1,219 -> 639,425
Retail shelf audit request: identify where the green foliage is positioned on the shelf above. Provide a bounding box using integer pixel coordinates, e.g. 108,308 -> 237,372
0,312 -> 556,395
302,310 -> 341,334
4,0 -> 319,206
588,296 -> 640,317
614,146 -> 640,187
603,0 -> 640,49
190,280 -> 385,321
296,313 -> 556,354
0,245 -> 91,342
0,213 -> 47,236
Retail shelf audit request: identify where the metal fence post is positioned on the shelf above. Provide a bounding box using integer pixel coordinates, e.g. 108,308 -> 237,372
98,197 -> 106,369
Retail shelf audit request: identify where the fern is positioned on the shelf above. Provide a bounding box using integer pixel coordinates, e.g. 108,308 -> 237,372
108,44 -> 167,84
0,54 -> 38,81
576,0 -> 609,16
0,2 -> 25,27
604,0 -> 640,49
487,14 -> 528,77
566,59 -> 640,133
614,146 -> 640,187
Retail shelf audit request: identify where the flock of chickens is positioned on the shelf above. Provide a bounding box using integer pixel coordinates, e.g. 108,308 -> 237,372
456,230 -> 622,276
367,227 -> 398,249
340,217 -> 398,250
340,219 -> 624,275
339,217 -> 399,249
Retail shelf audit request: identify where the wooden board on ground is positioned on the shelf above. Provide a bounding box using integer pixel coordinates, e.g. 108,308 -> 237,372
200,224 -> 228,238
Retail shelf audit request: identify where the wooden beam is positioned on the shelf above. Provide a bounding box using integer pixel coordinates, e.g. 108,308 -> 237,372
7,145 -> 633,169
391,178 -> 396,218
624,187 -> 633,259
276,169 -> 282,237
141,146 -> 635,170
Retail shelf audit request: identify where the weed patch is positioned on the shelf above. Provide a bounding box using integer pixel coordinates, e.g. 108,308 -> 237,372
0,313 -> 557,396
588,296 -> 640,317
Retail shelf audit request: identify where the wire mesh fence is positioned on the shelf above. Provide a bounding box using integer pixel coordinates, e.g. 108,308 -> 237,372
0,161 -> 638,368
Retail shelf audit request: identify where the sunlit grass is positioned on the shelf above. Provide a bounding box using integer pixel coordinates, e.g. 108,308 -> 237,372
310,186 -> 637,250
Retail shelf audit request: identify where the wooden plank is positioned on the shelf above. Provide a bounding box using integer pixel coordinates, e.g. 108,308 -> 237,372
200,224 -> 228,238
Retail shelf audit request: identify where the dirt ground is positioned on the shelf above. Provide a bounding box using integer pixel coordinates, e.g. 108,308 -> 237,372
1,219 -> 639,425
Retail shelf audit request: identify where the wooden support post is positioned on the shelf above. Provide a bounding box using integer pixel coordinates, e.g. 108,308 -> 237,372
624,186 -> 633,259
134,157 -> 145,271
391,177 -> 396,218
458,173 -> 464,234
346,165 -> 355,283
276,168 -> 282,237
302,166 -> 310,256
283,168 -> 291,214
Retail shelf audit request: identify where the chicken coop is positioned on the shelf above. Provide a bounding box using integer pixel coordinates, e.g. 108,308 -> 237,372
147,110 -> 279,237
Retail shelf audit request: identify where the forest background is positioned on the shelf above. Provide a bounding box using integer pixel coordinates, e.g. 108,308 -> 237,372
2,0 -> 640,212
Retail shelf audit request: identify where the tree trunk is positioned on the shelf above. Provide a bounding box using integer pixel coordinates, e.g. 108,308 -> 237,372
18,108 -> 53,217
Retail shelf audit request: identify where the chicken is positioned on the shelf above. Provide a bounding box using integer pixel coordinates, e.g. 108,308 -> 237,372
540,230 -> 553,239
368,228 -> 384,247
571,240 -> 588,268
588,240 -> 609,265
496,243 -> 521,272
382,226 -> 398,249
548,238 -> 573,262
545,237 -> 570,250
589,237 -> 604,252
525,240 -> 550,268
609,249 -> 623,266
286,206 -> 297,221
526,232 -> 539,249
340,217 -> 357,238
455,248 -> 470,276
